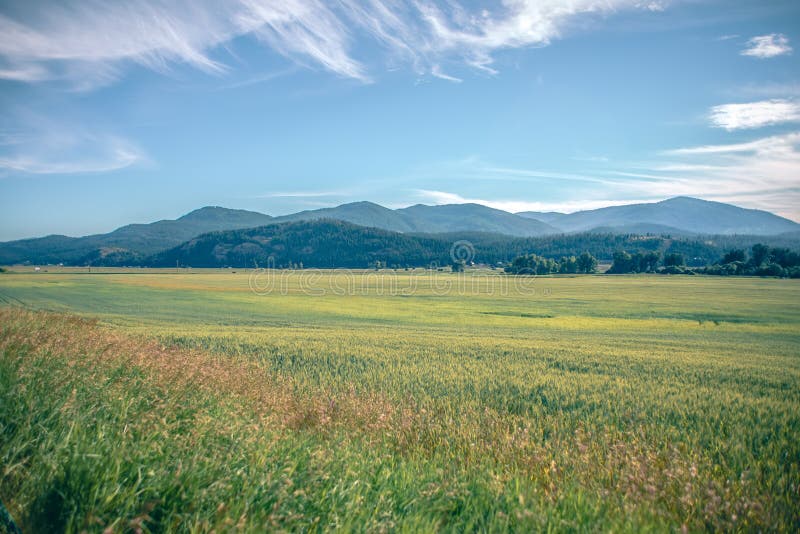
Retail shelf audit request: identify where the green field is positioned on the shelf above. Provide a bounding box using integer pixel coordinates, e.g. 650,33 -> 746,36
1,269 -> 799,532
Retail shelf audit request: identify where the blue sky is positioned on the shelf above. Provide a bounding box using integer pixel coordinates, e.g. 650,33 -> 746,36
1,0 -> 799,240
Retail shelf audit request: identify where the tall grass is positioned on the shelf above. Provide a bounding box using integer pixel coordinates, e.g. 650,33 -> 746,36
1,272 -> 799,531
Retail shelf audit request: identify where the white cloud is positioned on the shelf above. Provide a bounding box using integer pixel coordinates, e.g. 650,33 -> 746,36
0,0 -> 669,87
0,115 -> 146,174
409,131 -> 800,221
255,190 -> 350,198
729,82 -> 800,99
741,33 -> 792,58
624,132 -> 800,220
636,1 -> 667,12
0,1 -> 367,86
415,189 -> 646,214
664,133 -> 800,155
709,99 -> 800,130
0,64 -> 49,82
402,155 -> 615,186
411,0 -> 656,74
430,64 -> 462,83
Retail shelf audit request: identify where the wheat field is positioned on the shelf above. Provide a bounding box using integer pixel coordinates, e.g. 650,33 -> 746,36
1,269 -> 799,531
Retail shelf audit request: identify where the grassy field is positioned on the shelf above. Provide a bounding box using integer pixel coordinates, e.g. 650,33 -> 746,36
1,269 -> 799,531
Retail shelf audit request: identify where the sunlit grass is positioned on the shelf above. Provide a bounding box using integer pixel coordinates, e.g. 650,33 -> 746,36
1,270 -> 799,531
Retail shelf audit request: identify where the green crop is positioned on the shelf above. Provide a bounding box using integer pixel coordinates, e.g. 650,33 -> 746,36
1,269 -> 798,531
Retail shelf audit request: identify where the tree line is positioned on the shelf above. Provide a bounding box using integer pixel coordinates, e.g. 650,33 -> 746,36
504,252 -> 598,274
697,244 -> 800,277
501,243 -> 800,278
596,244 -> 800,277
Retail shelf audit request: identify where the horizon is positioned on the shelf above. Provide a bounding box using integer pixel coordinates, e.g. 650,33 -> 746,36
1,1 -> 800,240
4,194 -> 799,242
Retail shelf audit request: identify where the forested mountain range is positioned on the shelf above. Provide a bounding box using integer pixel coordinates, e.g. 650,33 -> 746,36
141,220 -> 800,269
1,197 -> 798,266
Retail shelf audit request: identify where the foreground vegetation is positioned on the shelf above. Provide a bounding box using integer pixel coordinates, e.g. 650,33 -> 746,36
1,270 -> 799,531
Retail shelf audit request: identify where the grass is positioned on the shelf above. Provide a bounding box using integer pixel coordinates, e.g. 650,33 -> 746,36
1,269 -> 799,531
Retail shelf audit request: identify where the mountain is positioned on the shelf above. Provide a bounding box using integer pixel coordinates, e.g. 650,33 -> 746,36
271,201 -> 416,232
149,219 -> 451,269
0,207 -> 273,265
3,197 -> 799,266
147,219 -> 800,269
517,197 -> 800,235
1,201 -> 556,265
397,203 -> 558,235
516,212 -> 569,225
272,201 -> 558,236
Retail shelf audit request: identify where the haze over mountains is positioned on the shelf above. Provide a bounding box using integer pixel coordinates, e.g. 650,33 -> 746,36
516,197 -> 799,235
0,197 -> 798,266
270,201 -> 559,236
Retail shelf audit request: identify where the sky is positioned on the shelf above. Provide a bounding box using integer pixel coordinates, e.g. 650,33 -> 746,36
0,0 -> 799,240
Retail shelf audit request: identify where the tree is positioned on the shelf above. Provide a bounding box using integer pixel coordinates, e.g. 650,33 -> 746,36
505,253 -> 562,275
576,252 -> 598,273
750,244 -> 770,267
663,253 -> 685,267
769,248 -> 800,268
721,249 -> 746,264
451,260 -> 465,273
640,251 -> 661,272
607,250 -> 659,274
559,256 -> 578,274
607,251 -> 634,274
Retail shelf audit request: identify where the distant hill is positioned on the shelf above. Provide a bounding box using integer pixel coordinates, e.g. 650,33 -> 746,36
272,201 -> 558,236
145,219 -> 800,269
148,219 -> 451,268
517,197 -> 800,235
3,196 -> 799,266
396,203 -> 557,235
271,201 -> 417,232
518,212 -> 568,225
0,207 -> 273,265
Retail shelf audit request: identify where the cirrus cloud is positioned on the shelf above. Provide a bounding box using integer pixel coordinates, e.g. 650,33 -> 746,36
709,99 -> 800,130
0,112 -> 146,175
0,0 -> 670,88
741,33 -> 792,59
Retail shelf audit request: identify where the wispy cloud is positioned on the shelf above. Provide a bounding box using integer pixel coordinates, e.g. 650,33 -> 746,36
0,64 -> 49,82
415,189 -> 646,214
631,132 -> 800,219
709,99 -> 800,130
401,155 -> 614,186
0,0 -> 670,87
727,82 -> 800,99
411,131 -> 800,221
741,33 -> 792,58
430,64 -> 462,83
664,133 -> 800,155
213,66 -> 298,91
255,190 -> 350,199
636,2 -> 667,13
0,115 -> 146,175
